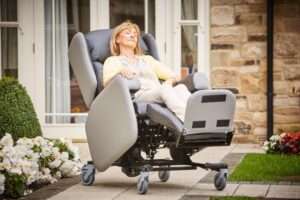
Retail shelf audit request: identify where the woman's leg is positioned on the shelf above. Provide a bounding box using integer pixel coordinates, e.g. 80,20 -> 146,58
135,85 -> 188,122
160,85 -> 186,121
173,84 -> 191,105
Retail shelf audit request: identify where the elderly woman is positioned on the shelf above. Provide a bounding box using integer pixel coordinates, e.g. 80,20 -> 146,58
103,21 -> 191,121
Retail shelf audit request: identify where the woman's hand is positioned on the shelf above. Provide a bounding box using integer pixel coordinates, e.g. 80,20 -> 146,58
163,76 -> 180,86
120,67 -> 137,79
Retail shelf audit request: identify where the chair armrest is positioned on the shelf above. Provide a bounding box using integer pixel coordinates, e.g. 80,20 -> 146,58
176,72 -> 209,92
212,87 -> 239,94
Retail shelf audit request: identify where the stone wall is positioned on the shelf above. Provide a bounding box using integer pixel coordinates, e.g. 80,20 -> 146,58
273,0 -> 300,134
210,0 -> 267,143
210,0 -> 300,143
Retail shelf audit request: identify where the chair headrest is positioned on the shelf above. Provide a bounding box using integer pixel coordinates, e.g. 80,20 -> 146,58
84,29 -> 150,63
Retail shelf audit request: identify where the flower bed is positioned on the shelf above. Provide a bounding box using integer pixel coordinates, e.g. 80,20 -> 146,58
0,133 -> 82,198
263,131 -> 300,154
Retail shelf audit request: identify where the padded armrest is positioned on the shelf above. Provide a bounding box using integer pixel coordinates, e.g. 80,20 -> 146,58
177,72 -> 209,92
212,87 -> 239,94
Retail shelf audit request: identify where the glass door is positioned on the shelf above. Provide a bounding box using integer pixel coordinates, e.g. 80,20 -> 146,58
174,0 -> 210,79
0,0 -> 18,79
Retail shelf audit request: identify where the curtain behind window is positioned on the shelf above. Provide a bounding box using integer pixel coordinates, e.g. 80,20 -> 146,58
45,0 -> 70,123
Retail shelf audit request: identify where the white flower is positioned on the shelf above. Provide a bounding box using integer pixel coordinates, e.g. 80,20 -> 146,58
270,135 -> 280,142
0,174 -> 5,195
40,146 -> 52,158
59,160 -> 76,177
49,159 -> 62,169
54,171 -> 62,179
61,152 -> 69,161
17,137 -> 34,149
0,134 -> 13,147
9,167 -> 22,175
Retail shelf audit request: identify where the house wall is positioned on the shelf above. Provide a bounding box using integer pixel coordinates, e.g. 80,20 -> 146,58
210,0 -> 300,143
273,0 -> 300,134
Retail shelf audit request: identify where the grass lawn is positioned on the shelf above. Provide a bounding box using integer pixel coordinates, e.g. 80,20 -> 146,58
229,153 -> 300,182
210,197 -> 257,200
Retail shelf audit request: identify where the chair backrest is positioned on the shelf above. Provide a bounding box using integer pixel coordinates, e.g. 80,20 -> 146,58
68,29 -> 159,108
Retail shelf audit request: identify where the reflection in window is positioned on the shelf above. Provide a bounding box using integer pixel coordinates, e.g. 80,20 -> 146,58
44,0 -> 90,124
110,0 -> 155,37
181,26 -> 198,78
0,0 -> 18,78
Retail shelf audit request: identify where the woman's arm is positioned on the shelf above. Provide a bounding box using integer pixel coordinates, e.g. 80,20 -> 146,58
146,55 -> 178,84
103,57 -> 123,87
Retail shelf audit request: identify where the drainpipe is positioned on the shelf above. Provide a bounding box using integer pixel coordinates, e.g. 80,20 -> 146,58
267,0 -> 274,139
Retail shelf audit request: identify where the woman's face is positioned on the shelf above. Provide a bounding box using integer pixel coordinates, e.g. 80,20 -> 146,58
116,27 -> 138,50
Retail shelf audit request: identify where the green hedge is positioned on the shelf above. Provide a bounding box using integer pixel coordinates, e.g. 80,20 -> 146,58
0,77 -> 41,141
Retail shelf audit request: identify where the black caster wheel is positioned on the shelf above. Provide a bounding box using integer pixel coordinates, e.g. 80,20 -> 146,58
214,168 -> 228,191
81,163 -> 96,186
158,169 -> 170,182
137,170 -> 150,194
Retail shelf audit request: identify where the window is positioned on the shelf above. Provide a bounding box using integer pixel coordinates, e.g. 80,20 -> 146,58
44,0 -> 90,124
0,0 -> 18,78
175,0 -> 210,79
109,0 -> 155,36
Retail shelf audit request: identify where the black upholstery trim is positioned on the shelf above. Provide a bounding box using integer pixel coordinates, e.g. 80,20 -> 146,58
202,94 -> 226,103
216,119 -> 230,127
192,121 -> 206,128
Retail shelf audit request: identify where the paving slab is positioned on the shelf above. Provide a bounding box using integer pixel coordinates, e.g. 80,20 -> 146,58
186,183 -> 238,197
267,185 -> 300,199
234,184 -> 269,197
48,145 -> 235,200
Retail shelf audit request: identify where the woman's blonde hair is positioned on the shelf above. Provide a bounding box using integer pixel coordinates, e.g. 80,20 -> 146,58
110,21 -> 143,56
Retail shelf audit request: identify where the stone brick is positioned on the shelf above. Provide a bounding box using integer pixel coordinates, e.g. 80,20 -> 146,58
241,43 -> 266,59
211,69 -> 240,88
274,96 -> 289,107
253,112 -> 266,126
245,0 -> 265,4
248,35 -> 266,42
236,96 -> 248,111
236,14 -> 263,25
211,44 -> 234,50
234,121 -> 252,135
247,26 -> 266,35
283,64 -> 300,80
211,26 -> 247,43
235,111 -> 254,121
247,94 -> 266,112
235,4 -> 266,13
211,0 -> 247,5
274,34 -> 300,58
211,51 -> 231,67
275,3 -> 300,18
274,81 -> 289,95
273,72 -> 283,81
274,114 -> 300,124
240,74 -> 261,93
274,107 -> 300,115
288,81 -> 300,96
211,6 -> 234,26
253,127 -> 267,137
211,50 -> 240,67
239,65 -> 260,74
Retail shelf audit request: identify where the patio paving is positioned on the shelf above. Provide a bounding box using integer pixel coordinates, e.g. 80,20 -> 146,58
24,143 -> 300,200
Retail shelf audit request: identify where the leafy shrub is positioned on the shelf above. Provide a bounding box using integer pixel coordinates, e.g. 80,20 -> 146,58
0,77 -> 42,141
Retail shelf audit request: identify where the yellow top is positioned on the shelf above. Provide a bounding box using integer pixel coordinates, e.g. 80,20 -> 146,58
103,55 -> 175,89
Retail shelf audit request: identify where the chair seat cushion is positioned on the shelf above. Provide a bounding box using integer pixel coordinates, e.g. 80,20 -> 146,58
146,104 -> 183,134
133,102 -> 183,134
